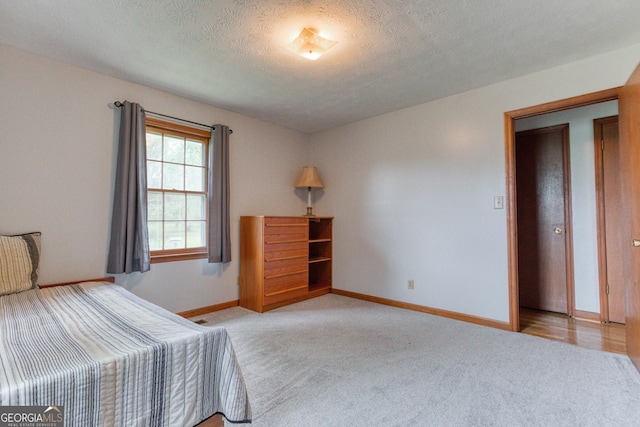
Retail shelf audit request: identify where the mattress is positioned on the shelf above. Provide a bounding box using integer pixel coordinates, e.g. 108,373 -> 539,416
0,281 -> 251,426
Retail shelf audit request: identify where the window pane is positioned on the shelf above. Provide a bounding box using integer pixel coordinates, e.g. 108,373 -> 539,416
164,193 -> 185,220
186,140 -> 204,166
185,166 -> 204,192
147,160 -> 162,189
146,132 -> 162,161
164,135 -> 184,163
163,163 -> 184,190
148,191 -> 163,221
187,221 -> 206,248
187,194 -> 206,220
164,221 -> 185,249
148,221 -> 163,251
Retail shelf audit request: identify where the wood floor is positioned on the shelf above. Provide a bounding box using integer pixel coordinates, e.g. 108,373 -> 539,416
520,307 -> 627,355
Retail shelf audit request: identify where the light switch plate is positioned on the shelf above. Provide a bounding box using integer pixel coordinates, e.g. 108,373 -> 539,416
494,196 -> 504,209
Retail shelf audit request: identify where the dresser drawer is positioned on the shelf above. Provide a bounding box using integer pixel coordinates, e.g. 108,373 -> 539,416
263,272 -> 308,305
264,256 -> 308,279
263,226 -> 308,243
264,241 -> 308,261
264,217 -> 307,226
264,287 -> 308,306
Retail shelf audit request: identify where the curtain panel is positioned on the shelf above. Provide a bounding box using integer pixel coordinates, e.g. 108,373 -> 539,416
107,101 -> 151,274
208,125 -> 231,263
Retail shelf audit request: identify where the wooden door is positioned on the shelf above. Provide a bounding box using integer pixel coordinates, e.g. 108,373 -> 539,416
516,124 -> 573,314
619,61 -> 640,371
595,116 -> 626,323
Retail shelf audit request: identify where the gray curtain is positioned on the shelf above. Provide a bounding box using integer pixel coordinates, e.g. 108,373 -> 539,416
208,125 -> 231,263
107,101 -> 150,274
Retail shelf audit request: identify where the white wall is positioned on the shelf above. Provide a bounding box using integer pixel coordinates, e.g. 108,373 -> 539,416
515,101 -> 618,314
309,44 -> 640,323
0,43 -> 309,312
3,41 -> 640,321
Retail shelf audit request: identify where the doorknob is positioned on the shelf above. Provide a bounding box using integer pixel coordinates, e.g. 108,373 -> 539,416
554,227 -> 563,234
634,239 -> 640,247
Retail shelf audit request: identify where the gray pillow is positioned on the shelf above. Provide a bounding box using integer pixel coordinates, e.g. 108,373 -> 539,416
0,232 -> 41,296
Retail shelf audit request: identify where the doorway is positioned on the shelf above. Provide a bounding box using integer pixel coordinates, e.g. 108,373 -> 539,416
515,124 -> 574,315
504,88 -> 620,331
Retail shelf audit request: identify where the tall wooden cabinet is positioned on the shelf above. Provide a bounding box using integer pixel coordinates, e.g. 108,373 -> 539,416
239,216 -> 333,312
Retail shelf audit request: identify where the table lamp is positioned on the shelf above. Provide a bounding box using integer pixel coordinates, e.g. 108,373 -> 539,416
295,166 -> 324,216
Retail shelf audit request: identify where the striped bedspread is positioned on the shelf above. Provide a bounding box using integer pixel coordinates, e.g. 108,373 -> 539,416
0,282 -> 251,426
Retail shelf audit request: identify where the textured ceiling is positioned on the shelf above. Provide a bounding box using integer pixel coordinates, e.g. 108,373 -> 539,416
2,1 -> 640,133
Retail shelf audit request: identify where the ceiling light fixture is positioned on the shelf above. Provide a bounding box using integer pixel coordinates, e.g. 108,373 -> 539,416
288,27 -> 337,60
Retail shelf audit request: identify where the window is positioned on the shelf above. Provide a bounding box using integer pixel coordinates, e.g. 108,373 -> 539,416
145,117 -> 210,262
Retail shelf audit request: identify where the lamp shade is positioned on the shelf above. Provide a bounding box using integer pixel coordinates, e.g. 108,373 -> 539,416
295,166 -> 324,189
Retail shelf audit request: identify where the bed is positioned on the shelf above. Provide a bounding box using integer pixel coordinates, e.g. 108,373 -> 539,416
0,233 -> 251,426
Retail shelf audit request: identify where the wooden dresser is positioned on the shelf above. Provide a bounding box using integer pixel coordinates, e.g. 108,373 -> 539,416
239,216 -> 333,312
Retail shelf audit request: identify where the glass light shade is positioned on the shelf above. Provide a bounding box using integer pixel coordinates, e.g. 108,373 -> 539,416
288,28 -> 337,60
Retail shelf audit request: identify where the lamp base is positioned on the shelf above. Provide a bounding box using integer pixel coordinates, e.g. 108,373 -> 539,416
304,206 -> 315,216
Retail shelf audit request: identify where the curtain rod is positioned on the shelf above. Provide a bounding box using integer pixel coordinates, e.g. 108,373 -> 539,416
113,101 -> 232,133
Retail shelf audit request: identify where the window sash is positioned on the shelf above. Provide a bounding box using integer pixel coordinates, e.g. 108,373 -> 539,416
145,118 -> 210,261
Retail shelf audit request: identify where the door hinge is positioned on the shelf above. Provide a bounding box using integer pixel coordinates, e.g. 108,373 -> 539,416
606,283 -> 610,295
601,139 -> 605,150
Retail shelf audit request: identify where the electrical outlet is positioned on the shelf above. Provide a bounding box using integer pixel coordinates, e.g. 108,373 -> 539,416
408,279 -> 414,290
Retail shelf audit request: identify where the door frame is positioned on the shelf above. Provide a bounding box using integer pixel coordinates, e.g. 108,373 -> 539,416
504,87 -> 620,331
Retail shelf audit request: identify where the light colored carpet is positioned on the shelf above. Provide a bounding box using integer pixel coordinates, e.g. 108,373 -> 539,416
193,294 -> 640,426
